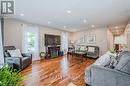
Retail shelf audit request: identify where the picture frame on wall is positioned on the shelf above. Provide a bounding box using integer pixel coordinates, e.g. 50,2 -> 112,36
86,35 -> 96,44
77,35 -> 85,44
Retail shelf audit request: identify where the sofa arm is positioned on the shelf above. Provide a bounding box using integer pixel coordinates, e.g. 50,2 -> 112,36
22,53 -> 32,58
5,57 -> 22,64
90,65 -> 130,86
5,57 -> 22,69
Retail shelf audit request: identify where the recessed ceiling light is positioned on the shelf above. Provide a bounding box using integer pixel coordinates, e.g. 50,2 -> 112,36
20,13 -> 24,16
91,25 -> 95,28
115,26 -> 119,29
67,10 -> 71,14
48,21 -> 51,24
63,26 -> 67,28
83,19 -> 87,23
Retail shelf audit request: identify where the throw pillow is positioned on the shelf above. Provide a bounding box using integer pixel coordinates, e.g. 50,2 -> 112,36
88,47 -> 95,52
8,49 -> 22,57
75,46 -> 82,51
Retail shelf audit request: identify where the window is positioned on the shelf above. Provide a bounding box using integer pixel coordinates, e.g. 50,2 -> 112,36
22,24 -> 39,59
27,32 -> 35,52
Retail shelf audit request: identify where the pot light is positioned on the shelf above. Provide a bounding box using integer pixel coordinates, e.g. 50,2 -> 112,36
67,10 -> 71,14
83,19 -> 87,23
20,13 -> 24,16
63,26 -> 67,28
48,21 -> 51,24
91,25 -> 95,28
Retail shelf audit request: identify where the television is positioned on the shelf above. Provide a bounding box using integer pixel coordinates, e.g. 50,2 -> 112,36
45,34 -> 61,46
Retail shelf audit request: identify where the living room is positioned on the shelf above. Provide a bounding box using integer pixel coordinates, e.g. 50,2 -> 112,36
0,0 -> 130,86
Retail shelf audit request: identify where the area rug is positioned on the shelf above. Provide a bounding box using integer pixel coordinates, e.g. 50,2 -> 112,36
67,82 -> 76,86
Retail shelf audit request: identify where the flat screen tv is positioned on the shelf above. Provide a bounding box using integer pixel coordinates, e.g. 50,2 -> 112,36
45,34 -> 61,46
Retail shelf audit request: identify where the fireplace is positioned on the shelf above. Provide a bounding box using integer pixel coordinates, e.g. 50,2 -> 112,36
45,46 -> 63,59
44,34 -> 63,59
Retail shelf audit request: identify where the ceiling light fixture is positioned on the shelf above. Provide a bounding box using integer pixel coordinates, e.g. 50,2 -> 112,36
83,19 -> 87,23
67,10 -> 71,14
91,25 -> 95,28
20,13 -> 24,16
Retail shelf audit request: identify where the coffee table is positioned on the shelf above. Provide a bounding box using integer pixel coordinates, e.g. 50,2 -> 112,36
68,51 -> 87,62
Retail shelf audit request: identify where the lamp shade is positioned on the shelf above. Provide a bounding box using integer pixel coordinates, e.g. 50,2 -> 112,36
70,40 -> 75,44
114,35 -> 127,44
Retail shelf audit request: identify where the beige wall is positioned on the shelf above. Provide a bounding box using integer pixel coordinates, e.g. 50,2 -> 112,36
107,29 -> 114,50
5,19 -> 128,56
39,26 -> 62,52
124,20 -> 130,51
71,28 -> 108,56
4,19 -> 68,52
4,19 -> 23,50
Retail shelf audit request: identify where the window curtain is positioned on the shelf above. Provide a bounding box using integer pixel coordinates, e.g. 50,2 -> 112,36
0,20 -> 4,65
61,32 -> 68,54
22,24 -> 39,59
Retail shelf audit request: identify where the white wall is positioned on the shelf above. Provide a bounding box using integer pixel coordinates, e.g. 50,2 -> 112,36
0,19 -> 4,64
71,28 -> 108,55
4,19 -> 68,53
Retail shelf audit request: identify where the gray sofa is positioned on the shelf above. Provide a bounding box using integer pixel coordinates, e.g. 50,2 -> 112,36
85,51 -> 130,86
73,45 -> 99,59
4,46 -> 32,71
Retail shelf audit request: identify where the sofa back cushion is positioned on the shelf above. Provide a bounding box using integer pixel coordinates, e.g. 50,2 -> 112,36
115,52 -> 130,74
4,46 -> 16,57
88,47 -> 95,52
75,46 -> 80,51
8,49 -> 22,57
80,46 -> 87,51
93,52 -> 111,66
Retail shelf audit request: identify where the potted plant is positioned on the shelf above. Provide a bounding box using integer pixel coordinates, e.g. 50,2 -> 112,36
0,65 -> 23,86
40,52 -> 46,59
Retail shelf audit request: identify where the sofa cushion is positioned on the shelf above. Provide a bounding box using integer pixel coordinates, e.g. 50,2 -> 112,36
80,46 -> 87,51
75,46 -> 80,51
115,53 -> 130,74
88,47 -> 95,52
94,52 -> 111,66
8,49 -> 22,57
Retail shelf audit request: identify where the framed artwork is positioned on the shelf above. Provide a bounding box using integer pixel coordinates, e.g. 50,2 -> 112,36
77,35 -> 85,44
86,35 -> 96,44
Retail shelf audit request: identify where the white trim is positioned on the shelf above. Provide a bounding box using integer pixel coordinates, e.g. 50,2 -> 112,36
0,20 -> 4,64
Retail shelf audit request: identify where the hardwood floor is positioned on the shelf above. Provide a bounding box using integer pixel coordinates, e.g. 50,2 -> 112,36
21,55 -> 95,86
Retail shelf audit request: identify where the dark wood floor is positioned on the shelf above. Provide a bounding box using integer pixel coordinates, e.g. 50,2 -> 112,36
21,55 -> 95,86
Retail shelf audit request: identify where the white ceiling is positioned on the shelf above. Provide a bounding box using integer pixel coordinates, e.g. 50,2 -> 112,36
14,0 -> 130,32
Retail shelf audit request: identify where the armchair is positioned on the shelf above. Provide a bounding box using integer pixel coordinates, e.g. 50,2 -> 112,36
4,46 -> 32,71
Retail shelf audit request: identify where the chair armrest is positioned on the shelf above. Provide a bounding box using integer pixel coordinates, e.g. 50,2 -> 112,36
22,53 -> 32,58
90,65 -> 130,86
5,57 -> 22,63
